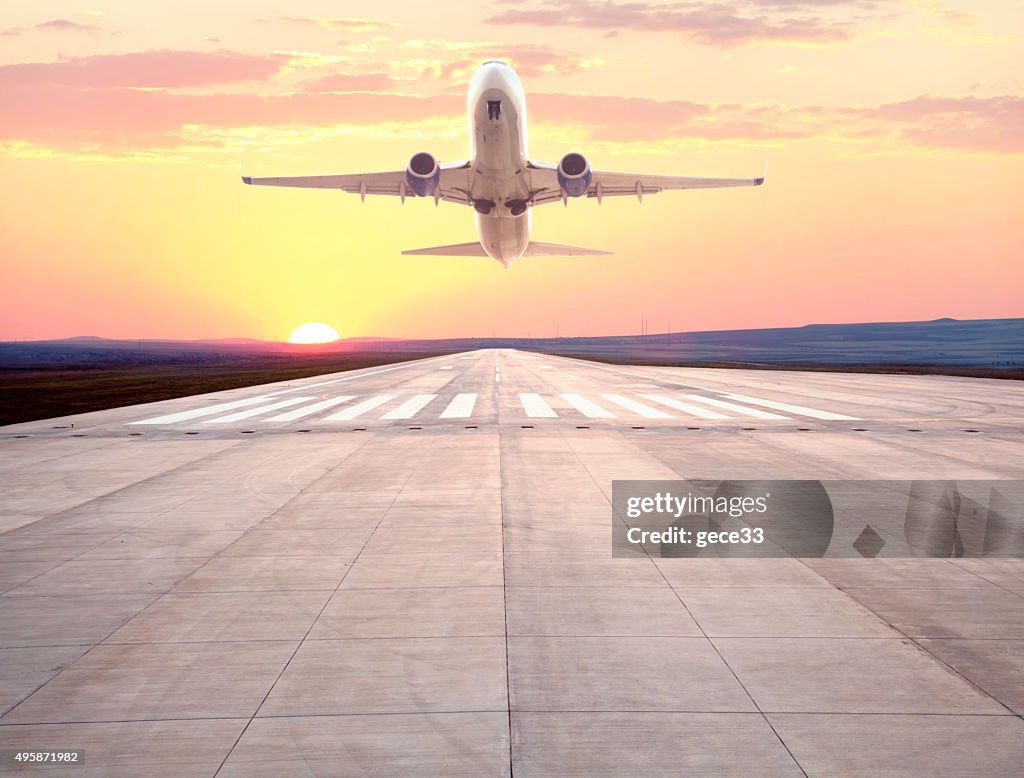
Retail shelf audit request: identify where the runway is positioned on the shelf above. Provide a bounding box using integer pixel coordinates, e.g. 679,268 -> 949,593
1,349 -> 1022,776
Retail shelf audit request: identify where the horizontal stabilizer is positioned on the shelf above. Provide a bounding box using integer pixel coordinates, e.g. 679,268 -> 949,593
401,242 -> 490,257
401,241 -> 613,257
522,241 -> 612,257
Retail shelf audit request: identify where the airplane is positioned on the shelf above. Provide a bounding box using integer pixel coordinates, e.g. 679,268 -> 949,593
241,60 -> 765,267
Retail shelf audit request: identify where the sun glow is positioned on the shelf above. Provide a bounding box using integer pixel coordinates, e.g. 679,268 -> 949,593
288,321 -> 340,344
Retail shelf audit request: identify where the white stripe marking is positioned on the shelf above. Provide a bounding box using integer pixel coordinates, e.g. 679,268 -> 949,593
440,393 -> 478,419
267,396 -> 356,422
720,392 -> 860,420
205,397 -> 315,424
129,395 -> 277,425
519,393 -> 557,418
326,395 -> 395,420
643,395 -> 731,419
382,394 -> 437,420
600,394 -> 673,419
560,393 -> 614,418
439,365 -> 454,370
683,395 -> 787,420
458,356 -> 475,360
538,365 -> 555,369
274,355 -> 449,395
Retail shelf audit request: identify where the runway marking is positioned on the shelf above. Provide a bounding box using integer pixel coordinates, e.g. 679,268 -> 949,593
273,355 -> 450,395
538,365 -> 555,370
720,392 -> 860,420
266,396 -> 355,422
326,394 -> 396,420
519,392 -> 557,418
440,393 -> 478,419
382,394 -> 437,420
560,393 -> 614,418
457,356 -> 475,360
439,365 -> 454,370
600,394 -> 673,419
205,397 -> 316,424
128,395 -> 278,425
643,395 -> 731,419
683,395 -> 787,420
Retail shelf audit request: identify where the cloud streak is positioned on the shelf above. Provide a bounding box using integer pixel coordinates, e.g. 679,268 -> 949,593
0,50 -> 290,89
487,0 -> 851,46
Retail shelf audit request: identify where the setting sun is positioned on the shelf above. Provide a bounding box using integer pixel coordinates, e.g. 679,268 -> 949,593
288,321 -> 340,344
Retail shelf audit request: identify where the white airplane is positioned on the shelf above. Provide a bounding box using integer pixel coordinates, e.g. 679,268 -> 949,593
242,60 -> 765,267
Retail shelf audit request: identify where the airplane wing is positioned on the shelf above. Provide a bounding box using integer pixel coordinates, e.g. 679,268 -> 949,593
241,161 -> 474,205
526,160 -> 764,206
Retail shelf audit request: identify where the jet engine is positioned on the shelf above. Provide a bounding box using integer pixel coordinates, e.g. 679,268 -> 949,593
557,152 -> 591,198
405,152 -> 440,197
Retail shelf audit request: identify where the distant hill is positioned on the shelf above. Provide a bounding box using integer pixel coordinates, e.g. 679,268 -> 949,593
2,317 -> 1021,371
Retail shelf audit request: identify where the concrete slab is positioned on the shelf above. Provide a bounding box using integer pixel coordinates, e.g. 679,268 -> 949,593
0,594 -> 158,648
768,713 -> 1024,777
714,637 -> 1008,713
508,636 -> 756,712
106,591 -> 332,643
308,586 -> 506,638
506,585 -> 702,636
0,719 -> 247,777
0,646 -> 90,716
172,554 -> 354,592
842,587 -> 1024,638
219,713 -> 511,778
678,586 -> 899,638
2,641 -> 296,723
340,551 -> 504,588
512,712 -> 802,777
259,637 -> 508,716
916,638 -> 1024,714
3,558 -> 205,597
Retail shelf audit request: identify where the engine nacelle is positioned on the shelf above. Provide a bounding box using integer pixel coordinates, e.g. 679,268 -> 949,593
405,152 -> 440,197
557,152 -> 591,198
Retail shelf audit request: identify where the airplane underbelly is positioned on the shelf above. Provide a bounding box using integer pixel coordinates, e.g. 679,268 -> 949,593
476,214 -> 530,266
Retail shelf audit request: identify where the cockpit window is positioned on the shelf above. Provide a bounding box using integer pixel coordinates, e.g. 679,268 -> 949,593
487,100 -> 501,120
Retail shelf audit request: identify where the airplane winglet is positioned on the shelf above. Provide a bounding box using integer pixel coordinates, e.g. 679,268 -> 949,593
755,154 -> 769,186
238,153 -> 251,185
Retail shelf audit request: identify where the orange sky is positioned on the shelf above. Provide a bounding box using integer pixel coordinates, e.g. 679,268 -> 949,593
1,0 -> 1021,341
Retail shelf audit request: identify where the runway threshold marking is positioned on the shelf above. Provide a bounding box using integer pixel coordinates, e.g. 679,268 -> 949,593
519,393 -> 557,418
643,395 -> 731,420
560,393 -> 614,418
272,355 -> 451,395
439,365 -> 454,370
382,394 -> 437,420
326,395 -> 396,420
440,393 -> 478,419
128,395 -> 277,425
683,395 -> 787,420
600,394 -> 673,419
720,392 -> 860,420
205,397 -> 316,423
267,396 -> 356,422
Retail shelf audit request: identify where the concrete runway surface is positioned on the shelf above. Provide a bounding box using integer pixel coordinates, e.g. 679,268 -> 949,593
1,349 -> 1022,776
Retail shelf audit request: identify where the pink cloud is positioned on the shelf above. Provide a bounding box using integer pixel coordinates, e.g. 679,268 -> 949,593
298,72 -> 397,93
487,0 -> 850,46
0,50 -> 289,89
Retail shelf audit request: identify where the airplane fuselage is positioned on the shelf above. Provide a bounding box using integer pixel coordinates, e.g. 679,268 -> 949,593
467,61 -> 532,266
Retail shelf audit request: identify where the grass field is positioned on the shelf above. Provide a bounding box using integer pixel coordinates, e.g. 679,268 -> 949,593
0,352 -> 450,426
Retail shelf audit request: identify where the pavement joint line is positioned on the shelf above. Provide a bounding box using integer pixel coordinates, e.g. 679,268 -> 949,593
211,430 -> 417,777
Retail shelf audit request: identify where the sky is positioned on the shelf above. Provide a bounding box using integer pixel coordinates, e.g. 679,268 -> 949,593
1,0 -> 1021,341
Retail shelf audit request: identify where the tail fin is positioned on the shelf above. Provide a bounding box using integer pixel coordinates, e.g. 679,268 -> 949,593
402,240 -> 612,257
